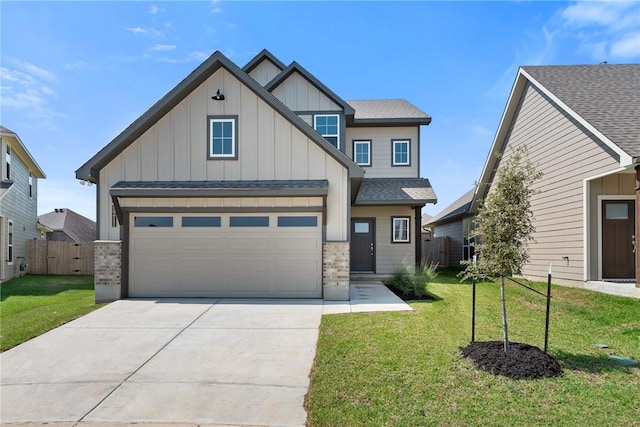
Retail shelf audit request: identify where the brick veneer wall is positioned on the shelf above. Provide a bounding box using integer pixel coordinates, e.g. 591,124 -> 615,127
323,241 -> 350,300
94,240 -> 122,303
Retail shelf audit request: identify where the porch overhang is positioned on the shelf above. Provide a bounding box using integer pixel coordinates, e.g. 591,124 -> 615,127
353,178 -> 437,206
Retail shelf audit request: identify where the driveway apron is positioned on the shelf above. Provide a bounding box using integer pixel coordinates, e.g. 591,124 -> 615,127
1,298 -> 324,426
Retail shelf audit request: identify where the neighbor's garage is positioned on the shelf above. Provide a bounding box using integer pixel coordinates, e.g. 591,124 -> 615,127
128,212 -> 322,298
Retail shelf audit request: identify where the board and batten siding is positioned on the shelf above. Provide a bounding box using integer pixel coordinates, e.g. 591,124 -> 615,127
270,71 -> 341,112
346,127 -> 419,178
99,67 -> 349,242
351,205 -> 416,275
0,137 -> 41,281
247,60 -> 282,87
494,82 -> 621,284
433,220 -> 463,267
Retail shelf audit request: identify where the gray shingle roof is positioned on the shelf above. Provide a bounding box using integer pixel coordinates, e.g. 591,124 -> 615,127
38,209 -> 96,243
355,178 -> 437,205
428,187 -> 475,225
347,99 -> 431,124
522,64 -> 640,158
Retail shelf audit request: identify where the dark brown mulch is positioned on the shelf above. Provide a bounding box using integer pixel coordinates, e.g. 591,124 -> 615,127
461,341 -> 563,380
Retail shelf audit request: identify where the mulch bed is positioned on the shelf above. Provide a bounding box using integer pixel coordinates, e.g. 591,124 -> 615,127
461,341 -> 563,380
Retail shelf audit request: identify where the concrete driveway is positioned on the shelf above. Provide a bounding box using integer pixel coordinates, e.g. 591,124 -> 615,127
1,298 -> 324,426
1,283 -> 411,426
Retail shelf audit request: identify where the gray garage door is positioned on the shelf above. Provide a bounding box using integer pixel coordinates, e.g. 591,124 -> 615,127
129,212 -> 322,298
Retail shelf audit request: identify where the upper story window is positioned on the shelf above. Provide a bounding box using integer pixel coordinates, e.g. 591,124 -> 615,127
392,139 -> 410,166
353,140 -> 371,166
314,114 -> 339,149
5,146 -> 11,180
28,173 -> 33,198
208,116 -> 238,159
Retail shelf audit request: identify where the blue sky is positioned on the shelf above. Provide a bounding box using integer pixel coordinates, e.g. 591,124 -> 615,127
2,1 -> 639,221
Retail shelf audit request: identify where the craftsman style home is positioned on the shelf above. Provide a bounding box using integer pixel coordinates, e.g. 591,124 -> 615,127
1,126 -> 46,282
434,64 -> 639,289
77,50 -> 435,302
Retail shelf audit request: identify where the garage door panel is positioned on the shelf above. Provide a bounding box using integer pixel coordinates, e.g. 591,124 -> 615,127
275,236 -> 320,250
129,212 -> 322,298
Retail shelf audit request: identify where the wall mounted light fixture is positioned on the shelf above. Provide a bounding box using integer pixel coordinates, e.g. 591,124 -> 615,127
212,89 -> 225,101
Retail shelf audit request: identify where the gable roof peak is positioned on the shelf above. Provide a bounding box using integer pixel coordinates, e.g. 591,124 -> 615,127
76,50 -> 363,182
242,49 -> 286,73
264,60 -> 355,116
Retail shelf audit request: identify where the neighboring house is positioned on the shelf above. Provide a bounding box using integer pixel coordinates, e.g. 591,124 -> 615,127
473,64 -> 640,288
77,50 -> 436,302
38,208 -> 97,243
427,187 -> 475,267
421,213 -> 433,238
0,126 -> 46,282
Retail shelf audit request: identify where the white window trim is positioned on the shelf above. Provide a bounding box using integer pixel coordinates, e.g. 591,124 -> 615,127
28,173 -> 33,199
353,140 -> 371,166
314,114 -> 340,149
392,217 -> 410,243
208,116 -> 237,159
392,140 -> 410,166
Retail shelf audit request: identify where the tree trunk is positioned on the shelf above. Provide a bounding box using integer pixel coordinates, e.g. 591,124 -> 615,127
500,274 -> 510,351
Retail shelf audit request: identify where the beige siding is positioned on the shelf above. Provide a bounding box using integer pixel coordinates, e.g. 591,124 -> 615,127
351,205 -> 416,274
494,82 -> 621,284
99,67 -> 348,241
434,220 -> 463,267
248,60 -> 282,87
271,71 -> 341,112
346,127 -> 419,178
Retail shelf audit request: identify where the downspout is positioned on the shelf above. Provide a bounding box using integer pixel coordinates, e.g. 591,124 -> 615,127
415,206 -> 422,269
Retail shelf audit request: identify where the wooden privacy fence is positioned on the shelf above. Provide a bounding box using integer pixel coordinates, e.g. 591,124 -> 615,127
422,236 -> 449,268
27,240 -> 94,275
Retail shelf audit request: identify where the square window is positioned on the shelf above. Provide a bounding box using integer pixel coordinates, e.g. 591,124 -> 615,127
392,217 -> 410,243
353,140 -> 371,166
392,140 -> 410,166
208,116 -> 238,159
314,114 -> 340,149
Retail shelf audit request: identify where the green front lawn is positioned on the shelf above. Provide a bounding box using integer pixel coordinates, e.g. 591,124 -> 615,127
307,270 -> 640,426
0,275 -> 104,351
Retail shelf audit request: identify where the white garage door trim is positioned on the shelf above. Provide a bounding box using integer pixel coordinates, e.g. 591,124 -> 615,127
128,212 -> 322,298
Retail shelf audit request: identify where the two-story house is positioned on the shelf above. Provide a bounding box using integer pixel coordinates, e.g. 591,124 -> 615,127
77,50 -> 436,302
1,126 -> 47,282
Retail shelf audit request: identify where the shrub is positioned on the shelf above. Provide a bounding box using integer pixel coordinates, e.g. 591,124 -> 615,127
386,267 -> 415,297
413,263 -> 439,297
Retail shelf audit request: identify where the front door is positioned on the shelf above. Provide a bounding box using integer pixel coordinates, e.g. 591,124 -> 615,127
351,219 -> 375,272
602,200 -> 636,279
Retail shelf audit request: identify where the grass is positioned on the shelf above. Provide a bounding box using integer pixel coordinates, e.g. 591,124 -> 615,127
0,275 -> 104,351
306,269 -> 640,426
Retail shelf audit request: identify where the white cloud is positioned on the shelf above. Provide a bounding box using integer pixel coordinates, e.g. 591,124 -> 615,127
126,26 -> 147,34
126,26 -> 163,37
558,0 -> 640,60
188,51 -> 211,61
0,60 -> 59,130
150,5 -> 161,14
611,31 -> 640,58
150,44 -> 176,52
561,3 -> 617,27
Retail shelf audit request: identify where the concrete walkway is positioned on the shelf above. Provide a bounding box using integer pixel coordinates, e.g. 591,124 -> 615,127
1,282 -> 410,426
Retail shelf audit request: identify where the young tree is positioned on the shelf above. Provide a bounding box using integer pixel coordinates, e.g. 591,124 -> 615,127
462,146 -> 542,351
